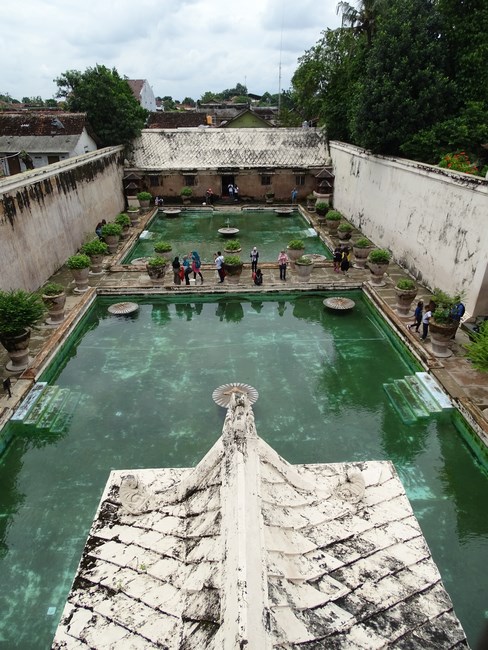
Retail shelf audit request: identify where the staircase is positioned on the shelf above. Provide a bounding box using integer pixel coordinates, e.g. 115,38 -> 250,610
383,372 -> 452,424
12,382 -> 81,435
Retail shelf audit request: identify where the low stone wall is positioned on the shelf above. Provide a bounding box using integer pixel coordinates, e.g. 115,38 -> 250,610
330,141 -> 488,316
0,146 -> 125,292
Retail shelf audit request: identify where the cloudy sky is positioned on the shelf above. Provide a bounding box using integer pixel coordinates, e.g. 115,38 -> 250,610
1,0 -> 341,103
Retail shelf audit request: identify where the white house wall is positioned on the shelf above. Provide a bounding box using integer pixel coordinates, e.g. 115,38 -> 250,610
0,147 -> 124,292
140,82 -> 157,112
331,142 -> 488,316
72,129 -> 98,157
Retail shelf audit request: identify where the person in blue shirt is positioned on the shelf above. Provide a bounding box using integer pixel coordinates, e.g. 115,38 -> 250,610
408,300 -> 424,333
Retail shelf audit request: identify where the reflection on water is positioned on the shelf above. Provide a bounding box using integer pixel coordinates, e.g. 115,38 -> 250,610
0,292 -> 487,648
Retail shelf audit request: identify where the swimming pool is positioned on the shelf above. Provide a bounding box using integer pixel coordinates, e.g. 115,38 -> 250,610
0,292 -> 486,648
122,209 -> 333,264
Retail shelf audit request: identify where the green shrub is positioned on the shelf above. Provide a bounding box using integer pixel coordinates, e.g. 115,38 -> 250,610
326,210 -> 342,221
368,248 -> 391,264
353,237 -> 372,248
66,254 -> 91,269
154,240 -> 172,253
180,186 -> 193,197
115,213 -> 131,227
315,201 -> 328,214
396,278 -> 416,291
146,257 -> 167,268
431,288 -> 462,324
224,239 -> 241,251
287,239 -> 305,250
101,222 -> 123,237
0,289 -> 46,337
137,191 -> 152,201
41,282 -> 65,296
296,256 -> 313,265
223,255 -> 242,266
338,222 -> 353,232
465,321 -> 488,372
81,239 -> 109,256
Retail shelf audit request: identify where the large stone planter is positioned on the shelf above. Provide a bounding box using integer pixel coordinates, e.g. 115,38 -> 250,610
429,320 -> 458,358
104,234 -> 120,255
128,210 -> 140,227
223,263 -> 244,284
42,291 -> 66,325
352,246 -> 373,269
395,288 -> 418,318
286,247 -> 305,270
325,219 -> 340,235
88,254 -> 104,275
368,262 -> 389,287
0,329 -> 32,372
146,264 -> 167,284
294,262 -> 314,283
70,268 -> 90,293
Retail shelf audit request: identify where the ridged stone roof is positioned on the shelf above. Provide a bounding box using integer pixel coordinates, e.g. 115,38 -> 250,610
53,393 -> 468,649
128,127 -> 329,171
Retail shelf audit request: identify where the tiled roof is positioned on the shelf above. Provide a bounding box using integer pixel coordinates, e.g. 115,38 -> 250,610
147,112 -> 207,129
0,111 -> 88,137
53,393 -> 467,649
129,128 -> 329,171
126,79 -> 145,98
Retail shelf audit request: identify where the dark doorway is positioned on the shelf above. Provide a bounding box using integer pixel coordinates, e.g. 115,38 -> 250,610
221,175 -> 235,197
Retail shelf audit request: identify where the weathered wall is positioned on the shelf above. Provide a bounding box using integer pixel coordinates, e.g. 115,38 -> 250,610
330,142 -> 488,316
0,147 -> 125,292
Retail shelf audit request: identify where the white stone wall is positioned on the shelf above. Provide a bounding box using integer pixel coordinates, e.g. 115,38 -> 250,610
0,147 -> 124,292
330,142 -> 488,316
140,81 -> 157,112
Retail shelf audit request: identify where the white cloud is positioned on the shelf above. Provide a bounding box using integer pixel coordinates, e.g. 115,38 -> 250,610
0,0 -> 341,102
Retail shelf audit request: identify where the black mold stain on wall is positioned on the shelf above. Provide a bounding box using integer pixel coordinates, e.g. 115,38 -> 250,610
0,151 -> 122,229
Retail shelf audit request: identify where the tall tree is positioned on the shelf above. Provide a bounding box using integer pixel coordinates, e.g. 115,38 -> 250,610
54,65 -> 148,148
336,0 -> 382,46
351,0 -> 453,155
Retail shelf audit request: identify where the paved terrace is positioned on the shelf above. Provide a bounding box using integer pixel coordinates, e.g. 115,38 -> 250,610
1,206 -> 487,452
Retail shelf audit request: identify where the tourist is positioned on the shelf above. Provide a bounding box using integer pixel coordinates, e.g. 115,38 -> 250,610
421,302 -> 434,340
205,188 -> 214,204
215,251 -> 225,283
333,246 -> 342,273
254,268 -> 263,286
250,246 -> 259,273
95,219 -> 106,240
155,196 -> 164,207
234,185 -> 239,201
450,301 -> 465,339
291,187 -> 298,204
408,300 -> 424,333
191,250 -> 204,284
278,250 -> 289,281
172,256 -> 181,285
183,255 -> 191,285
340,246 -> 351,275
228,183 -> 234,199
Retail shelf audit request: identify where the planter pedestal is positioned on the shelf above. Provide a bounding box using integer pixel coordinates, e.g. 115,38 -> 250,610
294,263 -> 314,283
223,264 -> 243,284
395,289 -> 417,318
326,220 -> 340,235
286,248 -> 305,270
146,266 -> 167,284
104,235 -> 120,255
429,321 -> 457,358
89,254 -> 104,275
0,330 -> 32,372
71,268 -> 90,293
368,262 -> 389,287
353,247 -> 372,269
43,293 -> 66,325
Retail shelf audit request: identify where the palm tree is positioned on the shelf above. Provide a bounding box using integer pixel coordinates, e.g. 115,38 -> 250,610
336,0 -> 381,46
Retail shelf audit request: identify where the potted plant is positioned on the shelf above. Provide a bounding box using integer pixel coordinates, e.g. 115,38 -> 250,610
222,255 -> 244,284
154,240 -> 173,261
325,210 -> 342,235
352,237 -> 373,269
265,191 -> 275,204
337,222 -> 353,240
115,213 -> 131,239
137,191 -> 152,208
224,239 -> 242,254
394,278 -> 417,317
306,193 -> 315,211
294,255 -> 314,283
101,222 -> 123,254
286,239 -> 305,268
41,282 -> 66,325
367,248 -> 391,286
315,201 -> 328,218
66,253 -> 91,293
180,186 -> 193,204
146,256 -> 167,284
81,238 -> 109,274
0,289 -> 46,372
127,206 -> 140,226
429,289 -> 462,358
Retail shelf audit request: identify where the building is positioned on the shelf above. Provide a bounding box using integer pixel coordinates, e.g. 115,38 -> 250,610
126,79 -> 157,113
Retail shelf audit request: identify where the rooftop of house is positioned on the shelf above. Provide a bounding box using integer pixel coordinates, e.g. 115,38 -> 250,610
53,392 -> 467,649
0,112 -> 94,153
126,79 -> 146,97
128,127 -> 330,171
146,112 -> 208,129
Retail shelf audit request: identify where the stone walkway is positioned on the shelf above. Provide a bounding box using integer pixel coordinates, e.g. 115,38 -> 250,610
1,207 -> 487,448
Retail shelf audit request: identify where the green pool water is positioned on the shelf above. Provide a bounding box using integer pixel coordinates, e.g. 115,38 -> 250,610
0,292 -> 487,648
123,208 -> 333,264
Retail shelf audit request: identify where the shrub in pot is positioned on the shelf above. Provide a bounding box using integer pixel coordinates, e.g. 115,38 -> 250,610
81,238 -> 109,274
337,222 -> 353,240
180,187 -> 193,203
287,239 -> 305,268
101,222 -> 123,254
306,193 -> 315,210
367,248 -> 391,286
428,289 -> 463,357
394,278 -> 417,317
115,213 -> 131,238
67,253 -> 91,293
0,289 -> 46,371
315,201 -> 328,217
222,255 -> 244,283
137,191 -> 152,208
352,237 -> 373,268
146,256 -> 167,283
265,191 -> 275,203
224,239 -> 242,253
294,255 -> 314,282
41,282 -> 66,325
154,240 -> 173,261
325,209 -> 342,234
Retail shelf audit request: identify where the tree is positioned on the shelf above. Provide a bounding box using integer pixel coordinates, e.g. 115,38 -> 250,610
182,97 -> 195,107
351,0 -> 453,155
200,91 -> 220,103
162,96 -> 177,111
22,96 -> 44,106
336,0 -> 382,46
54,65 -> 148,148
